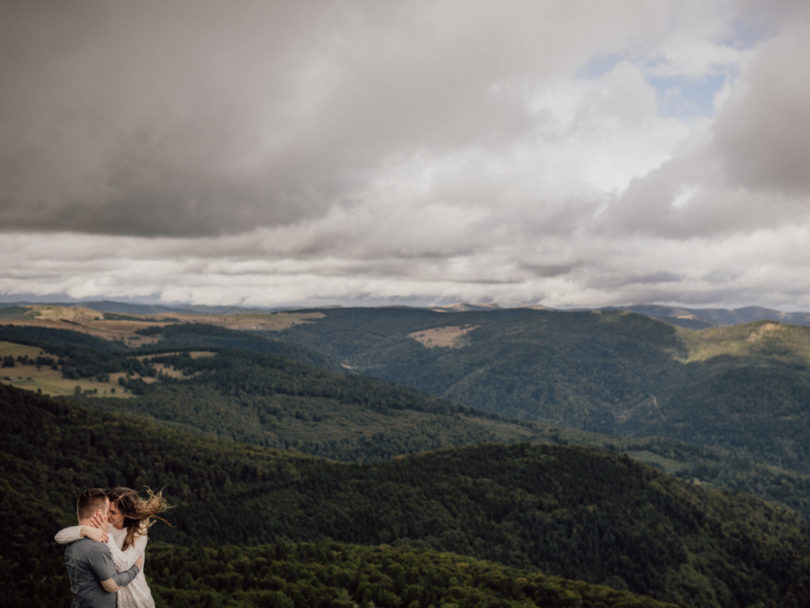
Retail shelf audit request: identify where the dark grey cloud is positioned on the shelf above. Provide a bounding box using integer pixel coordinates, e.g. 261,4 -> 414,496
1,2 -> 334,235
0,1 -> 573,237
0,0 -> 678,238
714,21 -> 810,195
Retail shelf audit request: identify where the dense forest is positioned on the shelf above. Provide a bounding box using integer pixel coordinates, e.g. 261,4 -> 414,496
5,320 -> 810,524
146,542 -> 679,608
271,307 -> 810,473
8,306 -> 810,479
3,383 -> 810,607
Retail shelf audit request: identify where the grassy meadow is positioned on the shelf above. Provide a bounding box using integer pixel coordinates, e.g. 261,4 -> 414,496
0,340 -> 215,397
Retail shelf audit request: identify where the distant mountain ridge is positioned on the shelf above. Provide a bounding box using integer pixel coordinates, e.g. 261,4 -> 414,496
4,299 -> 810,326
606,304 -> 810,328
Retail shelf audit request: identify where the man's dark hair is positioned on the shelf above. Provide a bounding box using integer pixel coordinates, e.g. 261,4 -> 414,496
76,488 -> 108,520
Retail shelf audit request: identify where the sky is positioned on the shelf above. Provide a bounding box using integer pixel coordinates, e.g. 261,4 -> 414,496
2,0 -> 809,311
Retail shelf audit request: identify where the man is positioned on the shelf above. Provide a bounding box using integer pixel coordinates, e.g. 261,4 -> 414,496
63,488 -> 143,607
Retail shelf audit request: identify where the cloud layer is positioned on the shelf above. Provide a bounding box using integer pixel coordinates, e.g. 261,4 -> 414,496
2,1 -> 809,309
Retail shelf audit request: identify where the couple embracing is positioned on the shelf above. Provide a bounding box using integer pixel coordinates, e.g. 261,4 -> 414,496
58,487 -> 170,608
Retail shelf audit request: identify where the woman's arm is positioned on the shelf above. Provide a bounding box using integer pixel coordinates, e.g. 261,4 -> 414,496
54,525 -> 81,544
54,525 -> 108,544
108,532 -> 149,572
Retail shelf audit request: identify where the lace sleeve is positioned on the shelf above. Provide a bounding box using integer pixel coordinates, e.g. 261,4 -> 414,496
108,531 -> 148,571
54,526 -> 82,544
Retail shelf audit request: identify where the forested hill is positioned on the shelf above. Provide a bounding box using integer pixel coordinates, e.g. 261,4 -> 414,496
0,321 -> 335,371
3,382 -> 810,607
7,304 -> 810,475
272,307 -> 810,473
78,343 -> 587,462
5,320 -> 810,522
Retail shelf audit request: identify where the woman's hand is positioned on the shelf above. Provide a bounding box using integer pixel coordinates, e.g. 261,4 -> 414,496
89,510 -> 107,530
81,511 -> 109,543
81,525 -> 109,543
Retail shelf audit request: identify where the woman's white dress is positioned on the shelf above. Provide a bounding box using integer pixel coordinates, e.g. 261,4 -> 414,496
55,524 -> 156,608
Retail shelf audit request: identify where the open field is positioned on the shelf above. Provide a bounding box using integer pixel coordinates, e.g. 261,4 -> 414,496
0,340 -> 47,359
2,305 -> 171,345
0,305 -> 323,343
1,338 -> 132,397
1,362 -> 129,398
408,324 -> 479,348
0,340 -> 215,398
189,311 -> 324,331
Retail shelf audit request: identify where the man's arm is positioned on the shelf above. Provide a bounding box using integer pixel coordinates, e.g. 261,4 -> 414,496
99,552 -> 144,592
107,528 -> 148,571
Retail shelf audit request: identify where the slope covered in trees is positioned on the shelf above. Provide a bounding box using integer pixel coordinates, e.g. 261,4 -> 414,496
3,383 -> 810,607
79,347 -> 579,462
6,320 -> 810,522
147,542 -> 678,608
272,307 -> 810,473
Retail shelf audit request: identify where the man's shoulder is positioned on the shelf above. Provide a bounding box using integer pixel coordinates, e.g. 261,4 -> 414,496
66,537 -> 111,558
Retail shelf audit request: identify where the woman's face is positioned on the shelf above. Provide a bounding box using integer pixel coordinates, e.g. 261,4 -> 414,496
108,501 -> 125,529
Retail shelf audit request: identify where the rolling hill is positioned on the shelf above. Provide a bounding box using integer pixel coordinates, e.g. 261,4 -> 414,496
3,382 -> 809,607
268,307 -> 810,474
5,316 -> 810,524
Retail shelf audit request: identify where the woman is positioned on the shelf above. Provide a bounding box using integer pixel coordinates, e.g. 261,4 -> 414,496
55,487 -> 170,608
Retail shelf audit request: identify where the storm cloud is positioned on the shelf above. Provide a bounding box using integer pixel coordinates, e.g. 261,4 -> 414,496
2,1 -> 809,309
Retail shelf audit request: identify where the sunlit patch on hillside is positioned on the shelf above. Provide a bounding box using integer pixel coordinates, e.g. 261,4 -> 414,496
5,305 -> 171,345
676,320 -> 810,363
0,341 -> 218,398
0,339 -> 131,398
3,305 -> 325,345
197,312 -> 325,331
29,305 -> 103,322
746,322 -> 783,342
408,325 -> 478,349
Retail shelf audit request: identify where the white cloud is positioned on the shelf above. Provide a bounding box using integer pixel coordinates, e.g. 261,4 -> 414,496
1,1 -> 809,311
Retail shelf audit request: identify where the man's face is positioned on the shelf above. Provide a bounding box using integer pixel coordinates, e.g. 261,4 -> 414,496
108,500 -> 124,529
98,497 -> 110,524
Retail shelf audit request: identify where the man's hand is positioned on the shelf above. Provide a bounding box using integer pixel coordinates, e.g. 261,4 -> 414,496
100,554 -> 144,594
100,578 -> 119,593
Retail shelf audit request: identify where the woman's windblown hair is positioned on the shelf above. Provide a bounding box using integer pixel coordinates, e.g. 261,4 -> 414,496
107,487 -> 172,550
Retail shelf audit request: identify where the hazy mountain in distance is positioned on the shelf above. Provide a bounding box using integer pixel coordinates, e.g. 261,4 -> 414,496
4,298 -> 810,326
609,304 -> 810,328
0,299 -> 281,316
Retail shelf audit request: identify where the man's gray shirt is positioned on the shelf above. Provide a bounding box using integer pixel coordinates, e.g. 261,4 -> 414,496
64,537 -> 139,607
